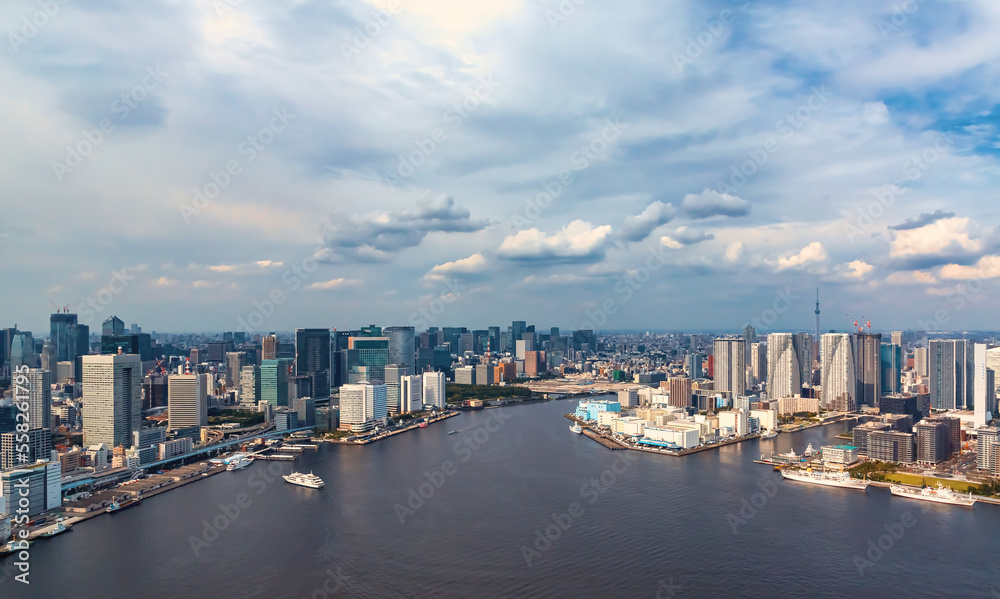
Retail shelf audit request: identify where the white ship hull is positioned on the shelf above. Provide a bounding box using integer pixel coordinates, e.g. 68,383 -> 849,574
283,472 -> 325,489
781,470 -> 869,490
227,457 -> 253,471
889,485 -> 976,507
570,425 -> 582,434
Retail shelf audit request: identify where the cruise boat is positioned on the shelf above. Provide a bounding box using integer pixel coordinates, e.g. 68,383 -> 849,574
38,522 -> 72,538
227,455 -> 254,471
760,430 -> 777,439
889,483 -> 977,507
781,468 -> 869,490
283,471 -> 325,489
570,424 -> 583,434
803,443 -> 816,457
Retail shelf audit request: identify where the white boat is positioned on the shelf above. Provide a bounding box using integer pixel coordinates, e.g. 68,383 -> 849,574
283,471 -> 324,489
803,443 -> 816,457
760,430 -> 777,439
781,468 -> 869,490
889,483 -> 976,507
570,424 -> 582,434
227,455 -> 254,471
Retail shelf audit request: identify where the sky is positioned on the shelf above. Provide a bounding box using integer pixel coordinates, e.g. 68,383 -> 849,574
2,0 -> 1000,335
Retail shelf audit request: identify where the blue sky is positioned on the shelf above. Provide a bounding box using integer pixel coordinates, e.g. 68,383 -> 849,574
2,0 -> 999,334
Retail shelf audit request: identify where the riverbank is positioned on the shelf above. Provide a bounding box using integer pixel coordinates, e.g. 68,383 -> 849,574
565,413 -> 761,457
327,410 -> 460,445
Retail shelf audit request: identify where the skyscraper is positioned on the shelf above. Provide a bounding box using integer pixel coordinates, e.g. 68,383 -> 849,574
686,353 -> 704,379
339,382 -> 388,432
167,372 -> 208,431
348,336 -> 390,384
10,332 -> 36,369
914,346 -> 929,377
881,343 -> 902,396
102,316 -> 125,336
240,365 -> 261,406
510,321 -> 527,353
749,342 -> 766,388
68,322 -> 90,383
82,353 -> 142,448
400,375 -> 423,413
384,364 -> 407,414
767,333 -> 801,399
742,324 -> 755,363
226,352 -> 246,389
928,339 -> 974,410
262,333 -> 279,360
422,371 -> 447,410
853,332 -> 882,407
50,312 -> 77,362
713,338 -> 746,397
821,333 -> 855,412
26,368 -> 52,431
295,328 -> 331,397
793,332 -> 813,386
384,326 -> 416,374
261,358 -> 293,407
974,343 -> 991,428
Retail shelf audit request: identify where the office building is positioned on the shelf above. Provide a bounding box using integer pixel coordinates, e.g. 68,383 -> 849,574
400,375 -> 422,413
455,366 -> 475,385
348,337 -> 390,384
262,334 -> 279,360
82,353 -> 142,448
821,334 -> 855,412
102,316 -> 125,336
261,358 -> 293,407
293,397 -> 315,428
422,371 -> 446,410
880,342 -> 902,396
713,339 -> 746,397
10,331 -> 36,369
275,410 -> 299,431
240,365 -> 261,405
767,333 -> 801,400
385,326 -> 416,373
476,363 -> 494,387
510,321 -> 527,353
686,353 -> 703,379
929,339 -> 974,410
915,420 -> 951,464
25,368 -> 52,430
974,343 -> 992,428
167,373 -> 208,432
976,426 -> 999,472
524,350 -> 545,377
158,437 -> 193,460
748,342 -> 766,387
295,328 -> 331,398
50,312 -> 77,362
0,428 -> 52,470
852,421 -> 890,455
384,364 -> 407,414
618,388 -> 639,409
667,377 -> 693,408
868,430 -> 914,464
225,352 -> 246,389
0,461 -> 61,517
854,332 -> 882,407
339,382 -> 388,432
914,346 -> 929,377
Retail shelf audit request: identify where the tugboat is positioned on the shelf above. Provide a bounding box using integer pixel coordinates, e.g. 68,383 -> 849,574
38,521 -> 72,538
106,493 -> 141,513
760,430 -> 777,439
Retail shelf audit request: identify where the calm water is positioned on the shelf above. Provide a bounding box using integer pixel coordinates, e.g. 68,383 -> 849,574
6,398 -> 1000,598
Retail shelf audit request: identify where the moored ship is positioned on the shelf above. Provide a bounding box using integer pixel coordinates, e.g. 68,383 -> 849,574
570,424 -> 582,434
283,471 -> 325,489
227,455 -> 254,471
107,494 -> 141,513
38,522 -> 72,538
759,430 -> 777,439
889,483 -> 976,507
780,468 -> 869,490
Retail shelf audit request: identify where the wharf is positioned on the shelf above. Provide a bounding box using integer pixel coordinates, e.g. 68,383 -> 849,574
329,410 -> 461,445
253,453 -> 297,461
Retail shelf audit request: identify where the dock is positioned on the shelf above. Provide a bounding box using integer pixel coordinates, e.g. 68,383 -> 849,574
253,453 -> 297,461
581,428 -> 628,450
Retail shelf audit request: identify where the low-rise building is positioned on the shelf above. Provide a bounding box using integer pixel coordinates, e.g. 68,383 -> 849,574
643,425 -> 699,449
749,408 -> 777,432
613,416 -> 646,437
574,400 -> 621,422
0,461 -> 61,518
158,437 -> 193,461
777,396 -> 821,415
822,445 -> 859,465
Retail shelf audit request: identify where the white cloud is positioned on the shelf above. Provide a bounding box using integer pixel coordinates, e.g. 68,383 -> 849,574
199,261 -> 285,274
939,255 -> 1000,279
151,277 -> 178,287
886,271 -> 937,285
889,217 -> 982,258
307,278 -> 363,290
773,242 -> 827,271
660,236 -> 683,249
724,242 -> 745,263
681,189 -> 751,219
498,220 -> 612,263
845,259 -> 873,279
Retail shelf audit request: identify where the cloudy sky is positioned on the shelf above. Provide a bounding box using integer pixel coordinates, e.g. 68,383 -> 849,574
3,0 -> 999,334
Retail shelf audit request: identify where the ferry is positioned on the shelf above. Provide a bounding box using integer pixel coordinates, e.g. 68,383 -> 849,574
0,540 -> 33,556
227,455 -> 254,471
283,471 -> 325,489
570,424 -> 583,434
759,430 -> 777,439
780,468 -> 869,490
107,494 -> 141,513
38,522 -> 72,538
889,483 -> 977,507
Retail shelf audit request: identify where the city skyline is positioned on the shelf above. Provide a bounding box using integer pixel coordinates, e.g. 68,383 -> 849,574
2,2 -> 999,332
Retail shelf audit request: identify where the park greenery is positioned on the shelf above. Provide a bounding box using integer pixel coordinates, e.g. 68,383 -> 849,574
446,384 -> 533,404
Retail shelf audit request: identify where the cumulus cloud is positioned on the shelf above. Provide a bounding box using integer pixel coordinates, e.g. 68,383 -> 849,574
617,201 -> 675,242
772,242 -> 827,271
319,195 -> 491,263
198,261 -> 285,274
889,217 -> 982,261
681,190 -> 751,219
888,210 -> 956,231
724,242 -> 745,263
520,273 -> 589,285
424,253 -> 488,282
886,271 -> 937,285
307,278 -> 363,290
939,255 -> 1000,279
845,260 -> 873,279
498,220 -> 612,264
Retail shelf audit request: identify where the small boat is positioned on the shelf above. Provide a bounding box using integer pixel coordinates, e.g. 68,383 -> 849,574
283,471 -> 325,489
107,494 -> 141,513
570,424 -> 583,434
804,443 -> 816,457
227,455 -> 254,471
447,430 -> 461,435
418,422 -> 428,428
760,430 -> 777,439
0,540 -> 33,556
38,522 -> 72,538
